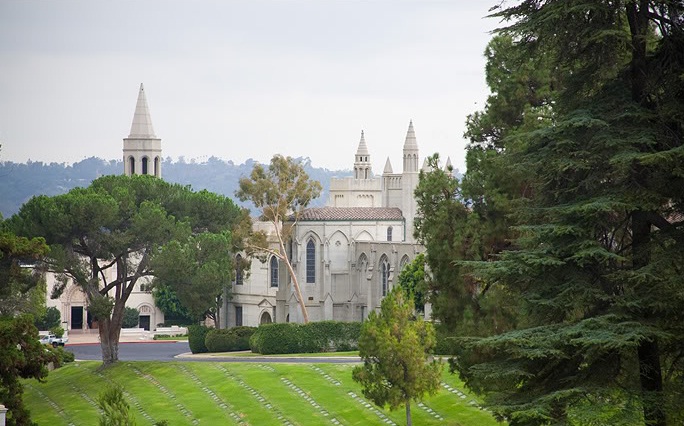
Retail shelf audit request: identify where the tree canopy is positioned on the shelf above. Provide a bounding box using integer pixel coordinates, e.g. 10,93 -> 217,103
0,226 -> 49,317
417,1 -> 684,425
9,174 -> 244,366
352,288 -> 442,426
151,230 -> 236,326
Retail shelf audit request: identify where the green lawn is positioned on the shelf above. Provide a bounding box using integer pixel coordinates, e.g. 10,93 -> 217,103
23,362 -> 504,426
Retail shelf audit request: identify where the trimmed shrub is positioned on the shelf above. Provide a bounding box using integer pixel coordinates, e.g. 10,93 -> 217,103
205,326 -> 256,352
187,324 -> 211,354
250,321 -> 361,354
250,323 -> 300,354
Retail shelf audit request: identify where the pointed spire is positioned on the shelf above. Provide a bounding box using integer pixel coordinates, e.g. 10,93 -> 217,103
403,119 -> 418,150
383,157 -> 394,174
445,157 -> 453,170
128,83 -> 156,138
356,130 -> 369,156
402,120 -> 419,173
422,158 -> 430,172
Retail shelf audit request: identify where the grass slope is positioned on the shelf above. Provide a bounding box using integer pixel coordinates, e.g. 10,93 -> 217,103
23,362 -> 503,426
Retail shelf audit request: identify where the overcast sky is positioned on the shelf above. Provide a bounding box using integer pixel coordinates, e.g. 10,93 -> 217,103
0,1 -> 499,174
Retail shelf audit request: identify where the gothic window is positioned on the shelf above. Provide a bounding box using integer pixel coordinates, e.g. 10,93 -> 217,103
306,239 -> 316,283
154,156 -> 160,176
235,254 -> 243,285
129,157 -> 135,175
380,256 -> 390,296
387,226 -> 393,242
270,256 -> 279,287
142,156 -> 149,175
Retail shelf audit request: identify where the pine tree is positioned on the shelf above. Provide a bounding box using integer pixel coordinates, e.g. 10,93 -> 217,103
352,288 -> 442,426
426,1 -> 684,424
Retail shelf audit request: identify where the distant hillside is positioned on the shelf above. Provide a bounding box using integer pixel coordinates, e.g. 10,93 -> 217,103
0,156 -> 351,219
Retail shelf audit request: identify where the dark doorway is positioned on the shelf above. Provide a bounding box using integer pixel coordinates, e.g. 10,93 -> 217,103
71,306 -> 84,330
139,315 -> 150,331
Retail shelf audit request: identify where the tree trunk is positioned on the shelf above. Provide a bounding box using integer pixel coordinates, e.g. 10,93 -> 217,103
99,300 -> 125,367
632,211 -> 666,426
277,231 -> 309,323
405,398 -> 412,426
638,339 -> 665,426
99,318 -> 121,367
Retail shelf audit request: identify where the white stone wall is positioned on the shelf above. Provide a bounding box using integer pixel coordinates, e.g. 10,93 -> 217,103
44,266 -> 163,332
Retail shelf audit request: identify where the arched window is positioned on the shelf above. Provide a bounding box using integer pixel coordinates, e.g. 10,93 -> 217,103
270,256 -> 279,287
154,156 -> 160,177
260,311 -> 272,324
387,226 -> 393,242
128,157 -> 135,175
235,254 -> 243,285
400,255 -> 410,270
142,156 -> 149,175
306,239 -> 316,283
381,256 -> 390,296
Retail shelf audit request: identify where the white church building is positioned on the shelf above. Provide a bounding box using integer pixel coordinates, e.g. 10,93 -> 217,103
47,84 -> 446,332
225,122 -> 438,327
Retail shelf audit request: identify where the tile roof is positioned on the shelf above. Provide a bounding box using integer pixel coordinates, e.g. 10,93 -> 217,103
295,207 -> 404,221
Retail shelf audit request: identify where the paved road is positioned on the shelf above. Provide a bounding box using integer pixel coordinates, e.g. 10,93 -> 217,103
67,341 -> 191,361
66,342 -> 361,363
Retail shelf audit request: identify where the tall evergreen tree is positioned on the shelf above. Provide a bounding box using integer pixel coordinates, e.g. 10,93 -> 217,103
421,1 -> 684,425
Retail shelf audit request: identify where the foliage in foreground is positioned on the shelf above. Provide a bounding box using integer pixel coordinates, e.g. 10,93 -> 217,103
0,315 -> 58,426
416,2 -> 684,425
98,385 -> 136,426
353,289 -> 442,426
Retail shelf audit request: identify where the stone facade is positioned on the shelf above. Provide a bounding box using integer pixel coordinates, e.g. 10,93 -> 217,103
224,123 -> 431,327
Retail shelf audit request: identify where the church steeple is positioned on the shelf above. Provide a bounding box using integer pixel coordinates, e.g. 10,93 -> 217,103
128,83 -> 156,138
402,120 -> 419,173
354,130 -> 372,179
123,83 -> 162,178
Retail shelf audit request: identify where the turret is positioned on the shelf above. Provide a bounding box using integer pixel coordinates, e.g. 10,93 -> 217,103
354,130 -> 372,179
402,120 -> 419,173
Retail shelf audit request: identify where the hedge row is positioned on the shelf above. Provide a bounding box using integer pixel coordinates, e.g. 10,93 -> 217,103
250,321 -> 361,355
205,326 -> 256,352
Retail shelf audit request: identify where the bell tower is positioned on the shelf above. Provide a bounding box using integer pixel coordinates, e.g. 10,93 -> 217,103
123,83 -> 162,177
